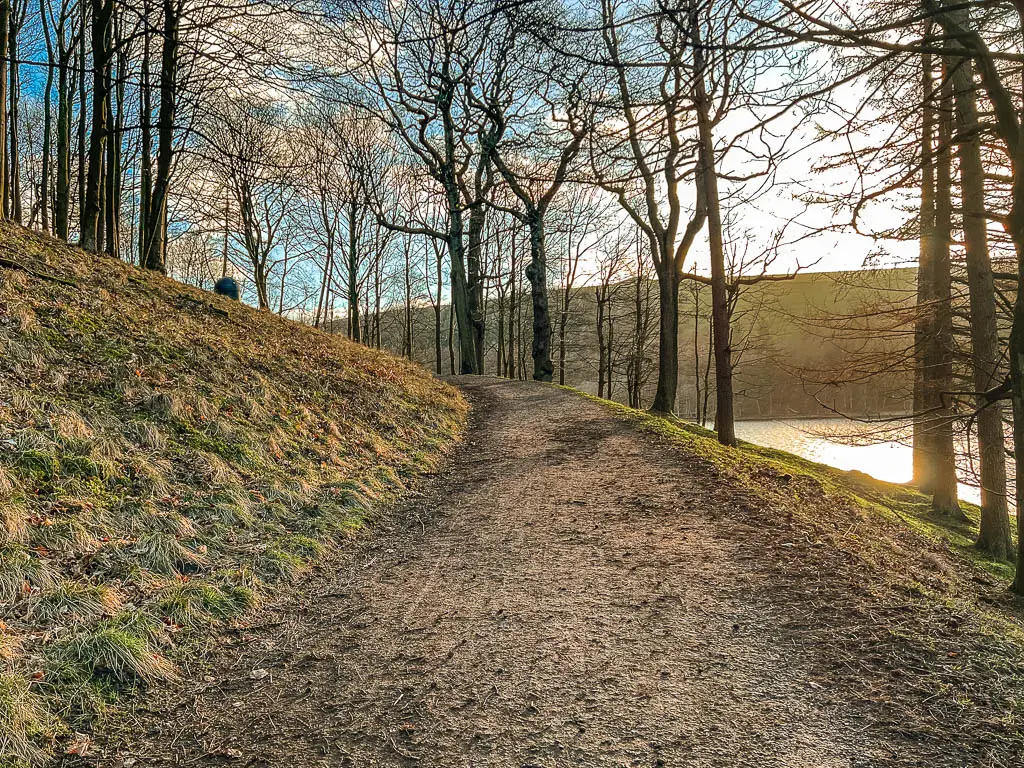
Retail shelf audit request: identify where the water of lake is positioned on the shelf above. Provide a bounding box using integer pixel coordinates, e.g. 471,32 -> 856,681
733,418 -> 983,505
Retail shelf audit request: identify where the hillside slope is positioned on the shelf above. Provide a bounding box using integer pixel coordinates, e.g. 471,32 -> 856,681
0,224 -> 467,764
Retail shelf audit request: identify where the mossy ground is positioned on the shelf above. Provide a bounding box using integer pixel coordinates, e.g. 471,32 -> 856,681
0,223 -> 467,764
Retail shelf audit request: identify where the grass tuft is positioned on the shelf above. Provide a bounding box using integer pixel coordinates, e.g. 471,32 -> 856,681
132,532 -> 206,575
0,545 -> 55,603
157,580 -> 248,630
58,621 -> 176,683
0,673 -> 48,767
28,581 -> 122,624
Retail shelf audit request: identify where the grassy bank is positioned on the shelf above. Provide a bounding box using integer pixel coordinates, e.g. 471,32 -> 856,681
0,224 -> 467,764
588,396 -> 1017,578
580,391 -> 1024,751
575,393 -> 1024,755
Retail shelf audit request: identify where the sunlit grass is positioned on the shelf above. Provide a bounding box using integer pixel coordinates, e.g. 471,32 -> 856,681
0,222 -> 468,762
578,389 -> 1017,582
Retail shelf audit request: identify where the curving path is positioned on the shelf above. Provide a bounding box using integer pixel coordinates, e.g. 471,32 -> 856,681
102,379 -> 924,767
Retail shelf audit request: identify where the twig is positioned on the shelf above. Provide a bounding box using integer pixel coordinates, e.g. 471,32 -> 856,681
0,256 -> 78,287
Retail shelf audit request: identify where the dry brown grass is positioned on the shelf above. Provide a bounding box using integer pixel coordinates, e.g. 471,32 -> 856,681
0,223 -> 467,764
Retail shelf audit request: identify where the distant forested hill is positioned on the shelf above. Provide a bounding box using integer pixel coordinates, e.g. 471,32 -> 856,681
361,267 -> 918,420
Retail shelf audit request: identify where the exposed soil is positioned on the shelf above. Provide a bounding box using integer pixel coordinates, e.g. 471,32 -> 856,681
85,379 -> 1022,767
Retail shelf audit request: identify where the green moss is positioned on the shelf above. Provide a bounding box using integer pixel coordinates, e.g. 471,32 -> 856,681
15,449 -> 60,482
279,534 -> 325,560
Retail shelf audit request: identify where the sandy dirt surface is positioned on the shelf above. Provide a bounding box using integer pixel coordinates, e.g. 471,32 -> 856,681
84,379 -> 1016,767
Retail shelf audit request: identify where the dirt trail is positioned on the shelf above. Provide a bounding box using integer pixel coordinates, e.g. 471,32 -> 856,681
104,379 -> 920,767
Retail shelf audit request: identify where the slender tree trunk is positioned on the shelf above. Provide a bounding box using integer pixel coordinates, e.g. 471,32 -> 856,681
279,248 -> 287,314
507,229 -> 516,379
80,0 -> 112,252
374,261 -> 382,347
75,1 -> 85,230
53,4 -> 76,241
138,1 -> 152,265
314,230 -> 333,329
142,0 -> 178,272
651,270 -> 680,413
702,146 -> 734,444
496,287 -> 505,373
949,53 -> 1012,555
607,310 -> 615,400
558,293 -> 569,385
434,245 -> 443,374
404,241 -> 413,358
448,302 -> 456,375
914,43 -> 936,491
54,36 -> 71,239
9,4 -> 21,225
347,198 -> 360,342
0,1 -> 9,221
466,201 -> 486,373
596,286 -> 606,398
104,25 -> 122,258
691,23 -> 734,443
39,0 -> 54,234
925,71 -> 962,518
525,212 -> 553,382
692,286 -> 702,423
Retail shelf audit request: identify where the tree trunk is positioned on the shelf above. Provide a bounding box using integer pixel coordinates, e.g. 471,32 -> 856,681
558,292 -> 570,385
913,44 -> 936,492
404,242 -> 413,358
445,181 -> 475,374
104,24 -> 123,258
254,259 -> 270,311
925,71 -> 962,518
138,1 -> 152,265
525,212 -> 553,382
466,201 -> 486,373
39,0 -> 54,234
607,311 -> 615,400
949,53 -> 1012,555
651,270 -> 680,413
596,286 -> 606,398
9,5 -> 21,225
434,246 -> 443,374
507,229 -> 516,379
347,198 -> 360,342
0,1 -> 9,221
448,302 -> 456,375
1007,169 -> 1024,587
80,0 -> 113,252
75,1 -> 85,228
701,135 -> 735,445
141,0 -> 178,272
54,40 -> 71,239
